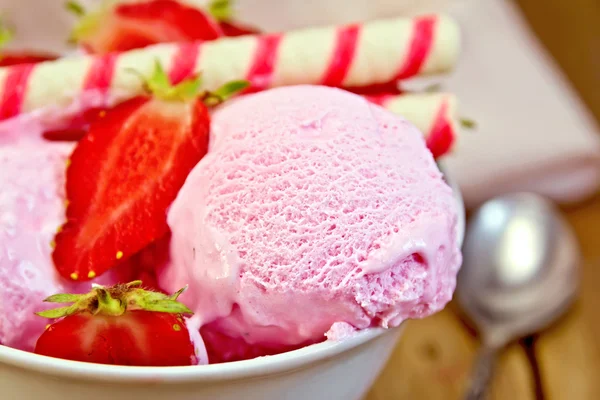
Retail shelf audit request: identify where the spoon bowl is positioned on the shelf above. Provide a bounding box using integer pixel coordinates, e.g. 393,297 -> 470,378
457,192 -> 580,399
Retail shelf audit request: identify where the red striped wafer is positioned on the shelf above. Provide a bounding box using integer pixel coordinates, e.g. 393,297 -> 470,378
169,42 -> 202,84
0,64 -> 34,120
0,14 -> 459,121
41,91 -> 459,159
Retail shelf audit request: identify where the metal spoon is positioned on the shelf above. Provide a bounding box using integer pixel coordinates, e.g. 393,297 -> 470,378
456,193 -> 580,400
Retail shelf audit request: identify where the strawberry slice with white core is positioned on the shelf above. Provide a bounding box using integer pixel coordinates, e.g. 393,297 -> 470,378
52,61 -> 247,281
35,280 -> 198,366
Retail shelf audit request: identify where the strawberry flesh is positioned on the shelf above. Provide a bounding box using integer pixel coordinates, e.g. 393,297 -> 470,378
35,311 -> 196,366
42,128 -> 87,142
344,82 -> 404,96
52,96 -> 210,280
219,20 -> 260,37
42,107 -> 107,142
0,51 -> 58,66
115,233 -> 172,293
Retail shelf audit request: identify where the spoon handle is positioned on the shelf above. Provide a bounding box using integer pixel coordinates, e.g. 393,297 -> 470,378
465,343 -> 500,400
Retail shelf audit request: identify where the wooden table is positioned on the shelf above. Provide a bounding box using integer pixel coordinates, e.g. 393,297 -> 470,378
367,1 -> 600,398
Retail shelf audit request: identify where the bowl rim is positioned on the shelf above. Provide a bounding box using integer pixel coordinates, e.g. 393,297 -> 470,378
0,162 -> 464,383
0,328 -> 389,383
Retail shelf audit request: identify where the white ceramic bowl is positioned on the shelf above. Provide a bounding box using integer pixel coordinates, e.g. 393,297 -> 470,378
0,166 -> 464,400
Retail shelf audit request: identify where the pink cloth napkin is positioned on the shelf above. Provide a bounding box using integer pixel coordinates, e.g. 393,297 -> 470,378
441,0 -> 600,208
2,0 -> 599,208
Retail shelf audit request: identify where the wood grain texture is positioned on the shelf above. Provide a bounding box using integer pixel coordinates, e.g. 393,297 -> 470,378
365,309 -> 536,400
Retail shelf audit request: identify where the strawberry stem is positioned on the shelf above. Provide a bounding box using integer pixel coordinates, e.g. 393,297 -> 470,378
212,80 -> 249,100
139,60 -> 204,102
44,293 -> 81,303
208,0 -> 233,21
36,281 -> 192,319
460,117 -> 477,130
66,1 -> 86,17
127,60 -> 249,104
0,19 -> 13,50
169,285 -> 188,301
68,0 -> 116,44
95,287 -> 126,316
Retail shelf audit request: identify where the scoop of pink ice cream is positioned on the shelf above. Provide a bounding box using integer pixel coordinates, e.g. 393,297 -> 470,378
160,85 -> 462,362
0,136 -> 72,350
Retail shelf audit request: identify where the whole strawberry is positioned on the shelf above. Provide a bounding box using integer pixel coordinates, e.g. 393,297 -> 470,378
35,281 -> 197,366
51,60 -> 247,281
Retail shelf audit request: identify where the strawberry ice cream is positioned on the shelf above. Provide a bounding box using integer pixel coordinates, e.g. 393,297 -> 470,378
0,118 -> 80,350
160,85 -> 462,362
0,154 -> 65,348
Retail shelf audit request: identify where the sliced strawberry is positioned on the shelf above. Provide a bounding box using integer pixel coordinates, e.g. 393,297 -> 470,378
42,128 -> 86,142
36,311 -> 194,365
69,0 -> 223,54
0,51 -> 58,66
52,61 -> 248,281
35,281 -> 197,366
218,20 -> 260,37
53,93 -> 209,281
42,107 -> 107,142
344,81 -> 404,96
115,233 -> 172,293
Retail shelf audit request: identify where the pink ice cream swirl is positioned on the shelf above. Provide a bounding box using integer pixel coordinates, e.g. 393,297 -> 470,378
160,85 -> 462,363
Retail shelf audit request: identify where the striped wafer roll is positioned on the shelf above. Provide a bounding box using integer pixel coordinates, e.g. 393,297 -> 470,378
0,14 -> 460,121
367,92 -> 458,158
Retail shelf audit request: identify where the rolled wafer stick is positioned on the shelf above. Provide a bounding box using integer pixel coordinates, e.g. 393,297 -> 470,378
367,92 -> 458,158
40,91 -> 459,157
0,14 -> 460,121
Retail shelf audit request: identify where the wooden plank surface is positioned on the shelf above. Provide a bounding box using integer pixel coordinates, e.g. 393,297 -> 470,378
366,309 -> 536,400
367,1 -> 600,398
